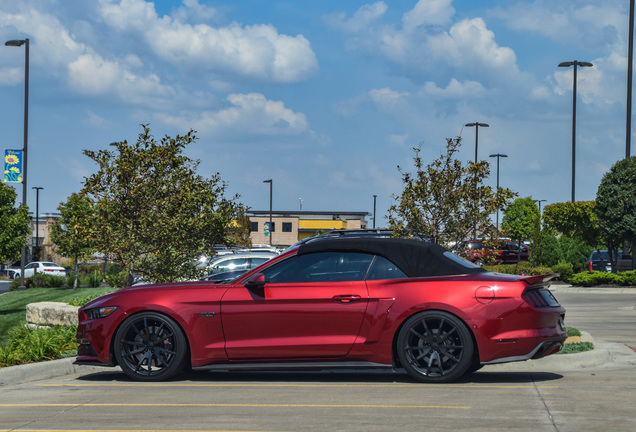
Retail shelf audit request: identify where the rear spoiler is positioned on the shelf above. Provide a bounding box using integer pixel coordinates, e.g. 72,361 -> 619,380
519,273 -> 560,286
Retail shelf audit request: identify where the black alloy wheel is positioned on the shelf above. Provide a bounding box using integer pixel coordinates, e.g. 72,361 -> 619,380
114,312 -> 188,381
397,310 -> 474,383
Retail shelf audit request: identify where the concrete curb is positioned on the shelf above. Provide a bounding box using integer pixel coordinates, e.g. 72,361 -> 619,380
0,358 -> 112,386
1,332 -> 625,385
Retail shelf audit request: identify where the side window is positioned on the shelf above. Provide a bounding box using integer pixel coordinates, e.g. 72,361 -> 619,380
260,252 -> 373,283
212,258 -> 248,273
366,256 -> 407,280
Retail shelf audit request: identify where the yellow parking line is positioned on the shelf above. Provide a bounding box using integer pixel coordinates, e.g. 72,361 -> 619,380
41,383 -> 557,389
0,402 -> 470,409
0,430 -> 282,432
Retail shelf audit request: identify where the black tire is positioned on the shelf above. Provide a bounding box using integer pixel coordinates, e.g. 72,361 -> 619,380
114,312 -> 188,381
396,310 -> 474,383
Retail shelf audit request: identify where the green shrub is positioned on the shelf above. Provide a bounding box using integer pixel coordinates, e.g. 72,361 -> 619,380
567,271 -> 636,287
566,326 -> 581,337
0,324 -> 77,366
81,271 -> 102,288
559,342 -> 594,354
483,263 -> 553,276
552,261 -> 574,281
105,264 -> 127,288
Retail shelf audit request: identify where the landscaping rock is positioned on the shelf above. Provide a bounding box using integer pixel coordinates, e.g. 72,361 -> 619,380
26,302 -> 79,327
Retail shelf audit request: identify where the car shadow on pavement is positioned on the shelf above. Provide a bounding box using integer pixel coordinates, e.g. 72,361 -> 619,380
75,368 -> 563,385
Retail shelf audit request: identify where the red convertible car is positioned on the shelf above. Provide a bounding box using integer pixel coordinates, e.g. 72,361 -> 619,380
76,237 -> 567,383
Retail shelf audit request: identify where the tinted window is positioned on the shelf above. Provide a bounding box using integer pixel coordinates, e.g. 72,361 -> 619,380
261,252 -> 373,283
211,258 -> 249,274
282,222 -> 292,232
366,256 -> 407,280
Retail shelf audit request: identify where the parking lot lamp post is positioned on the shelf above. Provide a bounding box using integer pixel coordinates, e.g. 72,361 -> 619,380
558,60 -> 593,202
32,187 -> 43,260
465,122 -> 489,163
373,195 -> 377,229
489,154 -> 507,235
5,38 -> 30,289
535,199 -> 547,214
263,179 -> 273,246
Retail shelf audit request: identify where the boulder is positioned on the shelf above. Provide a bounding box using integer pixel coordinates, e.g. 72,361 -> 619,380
26,302 -> 79,328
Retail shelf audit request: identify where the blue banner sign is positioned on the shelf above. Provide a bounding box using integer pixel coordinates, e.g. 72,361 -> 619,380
4,149 -> 23,183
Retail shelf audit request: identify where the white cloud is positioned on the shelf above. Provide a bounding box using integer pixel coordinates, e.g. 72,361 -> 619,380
326,2 -> 388,32
158,93 -> 308,136
421,78 -> 486,98
402,0 -> 455,31
68,53 -> 172,104
369,87 -> 409,110
98,0 -> 318,83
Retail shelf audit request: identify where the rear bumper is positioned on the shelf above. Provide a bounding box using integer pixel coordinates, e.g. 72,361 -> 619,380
480,337 -> 567,365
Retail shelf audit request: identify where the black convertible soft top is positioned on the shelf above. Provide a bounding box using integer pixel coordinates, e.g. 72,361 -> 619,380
296,237 -> 486,277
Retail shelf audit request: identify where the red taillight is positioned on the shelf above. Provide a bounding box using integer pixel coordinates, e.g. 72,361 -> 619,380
522,288 -> 560,308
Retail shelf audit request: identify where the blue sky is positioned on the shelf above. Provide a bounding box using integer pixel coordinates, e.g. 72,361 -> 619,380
0,0 -> 632,226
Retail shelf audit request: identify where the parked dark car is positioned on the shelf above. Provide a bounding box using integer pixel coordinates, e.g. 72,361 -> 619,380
587,250 -> 622,272
76,236 -> 566,384
460,239 -> 529,265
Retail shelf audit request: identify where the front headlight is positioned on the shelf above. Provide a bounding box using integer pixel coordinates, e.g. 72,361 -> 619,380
85,306 -> 118,320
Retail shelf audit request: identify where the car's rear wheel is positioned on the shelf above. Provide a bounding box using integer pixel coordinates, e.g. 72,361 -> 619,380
114,312 -> 187,381
397,310 -> 474,383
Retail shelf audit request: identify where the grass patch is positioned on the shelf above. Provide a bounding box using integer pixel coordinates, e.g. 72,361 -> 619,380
559,342 -> 594,354
0,325 -> 78,366
0,287 -> 115,348
558,326 -> 593,354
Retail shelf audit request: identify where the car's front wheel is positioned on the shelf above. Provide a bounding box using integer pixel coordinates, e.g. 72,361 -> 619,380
397,310 -> 474,383
114,312 -> 188,381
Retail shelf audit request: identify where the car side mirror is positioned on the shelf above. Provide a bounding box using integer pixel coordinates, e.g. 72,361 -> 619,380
244,273 -> 266,295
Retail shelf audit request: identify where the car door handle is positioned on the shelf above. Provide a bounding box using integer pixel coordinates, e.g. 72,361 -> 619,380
332,295 -> 362,303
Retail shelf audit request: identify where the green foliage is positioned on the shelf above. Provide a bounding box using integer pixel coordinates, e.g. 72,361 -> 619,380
483,262 -> 553,276
543,201 -> 601,247
596,157 -> 636,263
501,197 -> 539,242
559,342 -> 594,354
80,125 -> 245,285
388,138 -> 515,246
0,325 -> 77,366
0,182 -> 30,263
105,263 -> 127,288
566,327 -> 581,337
568,270 -> 636,286
552,261 -> 574,281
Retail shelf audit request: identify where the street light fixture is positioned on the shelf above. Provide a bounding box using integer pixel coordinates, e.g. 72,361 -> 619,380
263,179 -> 273,246
32,187 -> 43,261
489,153 -> 508,235
465,122 -> 489,163
5,37 -> 30,289
535,199 -> 547,213
558,60 -> 593,202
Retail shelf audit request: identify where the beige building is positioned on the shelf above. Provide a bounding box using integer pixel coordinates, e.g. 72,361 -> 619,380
248,210 -> 371,247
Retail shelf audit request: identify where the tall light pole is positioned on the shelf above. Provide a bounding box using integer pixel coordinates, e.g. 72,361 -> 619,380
263,179 -> 273,246
535,199 -> 547,213
628,0 -> 634,159
489,153 -> 507,235
32,187 -> 43,261
372,195 -> 377,229
465,122 -> 489,163
558,60 -> 593,202
6,38 -> 30,289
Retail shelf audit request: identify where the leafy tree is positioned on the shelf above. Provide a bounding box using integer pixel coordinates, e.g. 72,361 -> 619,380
388,138 -> 515,246
228,205 -> 253,248
501,197 -> 539,263
49,193 -> 97,288
542,201 -> 601,248
596,156 -> 636,270
0,182 -> 29,265
80,125 -> 244,285
502,197 -> 540,242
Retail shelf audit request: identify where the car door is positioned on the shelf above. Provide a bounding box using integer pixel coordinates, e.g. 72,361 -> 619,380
221,251 -> 372,360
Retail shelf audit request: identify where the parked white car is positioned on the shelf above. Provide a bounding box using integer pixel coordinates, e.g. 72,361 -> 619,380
23,261 -> 66,278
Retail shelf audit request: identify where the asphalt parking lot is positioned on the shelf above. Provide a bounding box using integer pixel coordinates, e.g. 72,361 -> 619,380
1,286 -> 635,431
